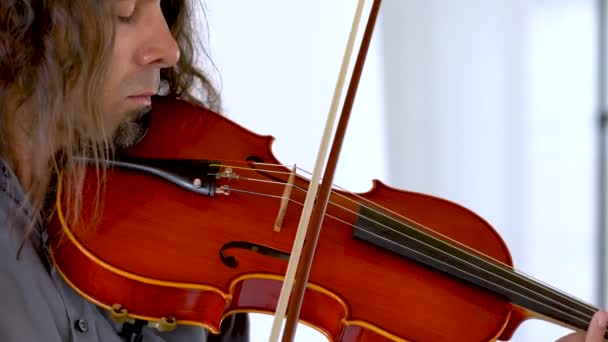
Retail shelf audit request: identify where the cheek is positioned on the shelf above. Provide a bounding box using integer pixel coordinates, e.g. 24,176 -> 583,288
100,52 -> 132,123
104,26 -> 135,92
100,25 -> 150,131
99,78 -> 122,126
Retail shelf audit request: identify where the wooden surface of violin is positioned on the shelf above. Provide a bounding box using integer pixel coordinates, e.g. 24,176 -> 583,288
46,96 -> 562,342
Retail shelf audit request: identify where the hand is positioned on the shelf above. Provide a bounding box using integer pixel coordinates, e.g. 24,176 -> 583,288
556,311 -> 608,342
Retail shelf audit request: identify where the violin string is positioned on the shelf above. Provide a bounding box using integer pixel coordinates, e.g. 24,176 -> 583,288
254,162 -> 599,312
214,162 -> 598,313
348,227 -> 597,328
210,161 -> 310,177
212,162 -> 499,269
291,168 -> 600,312
215,182 -> 591,323
207,161 -> 597,324
213,182 -> 595,327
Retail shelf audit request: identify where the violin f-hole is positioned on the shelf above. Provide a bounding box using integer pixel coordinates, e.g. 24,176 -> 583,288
219,241 -> 291,268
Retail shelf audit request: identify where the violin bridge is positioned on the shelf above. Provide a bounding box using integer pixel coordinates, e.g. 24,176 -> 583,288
274,164 -> 296,232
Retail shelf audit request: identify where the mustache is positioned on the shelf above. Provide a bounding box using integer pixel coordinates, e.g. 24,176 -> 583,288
126,71 -> 161,97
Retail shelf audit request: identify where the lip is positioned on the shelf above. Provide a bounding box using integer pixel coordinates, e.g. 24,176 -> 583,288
127,94 -> 153,106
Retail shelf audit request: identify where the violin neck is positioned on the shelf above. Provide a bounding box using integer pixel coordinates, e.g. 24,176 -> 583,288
353,205 -> 596,332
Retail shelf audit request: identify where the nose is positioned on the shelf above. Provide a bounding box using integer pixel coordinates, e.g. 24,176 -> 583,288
135,6 -> 180,68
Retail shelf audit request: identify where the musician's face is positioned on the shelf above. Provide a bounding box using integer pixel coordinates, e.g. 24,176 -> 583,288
103,0 -> 180,147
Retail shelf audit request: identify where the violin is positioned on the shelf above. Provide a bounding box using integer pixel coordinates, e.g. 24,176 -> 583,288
45,97 -> 606,341
45,0 -> 605,341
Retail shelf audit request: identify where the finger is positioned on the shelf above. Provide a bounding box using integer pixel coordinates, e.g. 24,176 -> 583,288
586,311 -> 608,342
556,332 -> 585,342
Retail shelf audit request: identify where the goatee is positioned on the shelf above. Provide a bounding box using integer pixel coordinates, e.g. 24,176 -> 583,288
112,106 -> 151,149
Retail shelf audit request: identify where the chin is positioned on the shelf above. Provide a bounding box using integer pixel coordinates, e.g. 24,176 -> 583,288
111,107 -> 151,149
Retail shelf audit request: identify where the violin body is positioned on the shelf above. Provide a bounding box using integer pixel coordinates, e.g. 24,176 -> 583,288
48,96 -> 535,341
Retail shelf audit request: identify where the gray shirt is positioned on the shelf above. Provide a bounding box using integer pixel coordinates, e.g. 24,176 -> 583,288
0,160 -> 248,342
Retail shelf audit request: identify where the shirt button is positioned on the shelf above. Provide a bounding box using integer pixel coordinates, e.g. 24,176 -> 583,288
75,319 -> 88,333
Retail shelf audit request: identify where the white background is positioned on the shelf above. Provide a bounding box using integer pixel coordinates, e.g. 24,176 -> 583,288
196,1 -> 600,341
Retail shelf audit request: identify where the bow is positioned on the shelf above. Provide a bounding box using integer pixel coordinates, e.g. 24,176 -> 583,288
268,1 -> 383,340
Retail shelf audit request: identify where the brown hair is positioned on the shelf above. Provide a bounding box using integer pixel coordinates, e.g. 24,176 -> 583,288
161,0 -> 221,109
0,0 -> 220,242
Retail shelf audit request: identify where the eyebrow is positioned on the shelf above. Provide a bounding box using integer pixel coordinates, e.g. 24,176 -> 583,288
113,0 -> 137,4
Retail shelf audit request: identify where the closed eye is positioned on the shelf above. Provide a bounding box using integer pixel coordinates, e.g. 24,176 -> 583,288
115,0 -> 137,23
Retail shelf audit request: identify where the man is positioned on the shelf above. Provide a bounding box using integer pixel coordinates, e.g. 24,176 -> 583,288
0,1 -> 606,342
0,0 -> 247,341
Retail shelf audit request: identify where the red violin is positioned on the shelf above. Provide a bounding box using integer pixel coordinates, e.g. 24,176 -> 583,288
46,95 -> 603,341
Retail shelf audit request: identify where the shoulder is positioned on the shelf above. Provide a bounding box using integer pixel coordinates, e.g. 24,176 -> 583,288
0,160 -> 69,341
0,158 -> 41,259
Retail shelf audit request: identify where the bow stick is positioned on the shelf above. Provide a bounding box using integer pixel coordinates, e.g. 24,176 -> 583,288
268,1 -> 383,341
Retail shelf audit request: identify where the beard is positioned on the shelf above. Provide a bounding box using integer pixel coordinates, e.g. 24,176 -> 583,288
111,105 -> 151,149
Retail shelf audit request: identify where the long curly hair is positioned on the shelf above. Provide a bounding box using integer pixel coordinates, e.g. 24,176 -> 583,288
0,0 -> 220,240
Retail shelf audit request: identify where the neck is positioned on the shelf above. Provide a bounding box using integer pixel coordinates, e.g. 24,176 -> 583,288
353,204 -> 599,334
